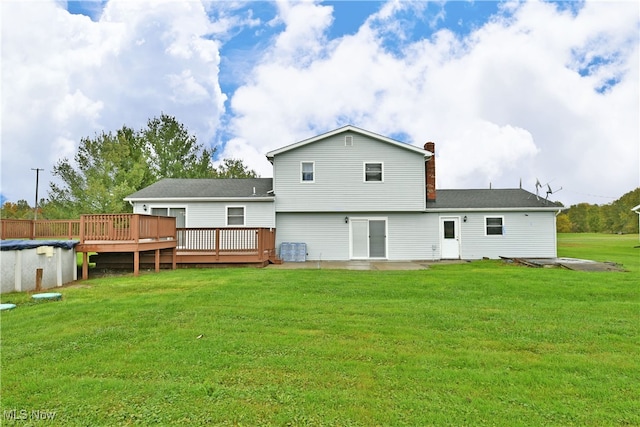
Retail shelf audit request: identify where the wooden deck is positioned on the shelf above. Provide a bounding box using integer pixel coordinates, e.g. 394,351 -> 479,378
1,216 -> 279,279
79,214 -> 177,279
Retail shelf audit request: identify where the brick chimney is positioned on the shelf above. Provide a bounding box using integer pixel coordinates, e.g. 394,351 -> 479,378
424,142 -> 436,202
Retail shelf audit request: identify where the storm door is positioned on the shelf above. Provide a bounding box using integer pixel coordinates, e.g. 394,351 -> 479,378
440,217 -> 460,259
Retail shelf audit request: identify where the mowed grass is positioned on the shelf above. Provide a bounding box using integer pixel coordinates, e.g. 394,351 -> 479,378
1,234 -> 638,426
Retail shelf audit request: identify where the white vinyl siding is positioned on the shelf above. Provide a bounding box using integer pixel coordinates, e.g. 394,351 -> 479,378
132,201 -> 275,228
273,132 -> 426,212
457,211 -> 557,259
276,212 -> 433,261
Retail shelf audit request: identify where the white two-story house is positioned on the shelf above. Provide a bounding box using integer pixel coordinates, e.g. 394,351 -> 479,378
125,125 -> 563,261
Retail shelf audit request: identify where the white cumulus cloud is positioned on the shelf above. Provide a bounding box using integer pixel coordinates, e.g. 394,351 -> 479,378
1,0 -> 228,202
221,0 -> 638,205
2,0 -> 638,207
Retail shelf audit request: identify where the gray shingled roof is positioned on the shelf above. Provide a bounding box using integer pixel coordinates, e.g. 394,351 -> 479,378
426,189 -> 564,210
124,178 -> 274,200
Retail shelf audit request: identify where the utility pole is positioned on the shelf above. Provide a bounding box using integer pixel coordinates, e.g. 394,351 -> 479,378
31,168 -> 44,221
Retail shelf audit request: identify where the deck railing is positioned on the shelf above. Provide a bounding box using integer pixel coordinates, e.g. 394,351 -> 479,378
1,215 -> 176,242
1,219 -> 80,240
177,227 -> 276,260
79,214 -> 176,242
1,218 -> 275,261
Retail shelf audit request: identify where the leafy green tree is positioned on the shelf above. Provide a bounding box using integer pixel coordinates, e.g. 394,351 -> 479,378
556,213 -> 572,233
568,203 -> 591,232
562,187 -> 639,234
213,158 -> 259,178
47,115 -> 218,215
0,200 -> 33,219
587,204 -> 603,232
43,114 -> 259,216
611,188 -> 640,234
47,126 -> 150,216
142,114 -> 216,179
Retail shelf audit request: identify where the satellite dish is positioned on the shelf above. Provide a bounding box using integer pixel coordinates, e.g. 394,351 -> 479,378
529,177 -> 562,202
545,183 -> 562,200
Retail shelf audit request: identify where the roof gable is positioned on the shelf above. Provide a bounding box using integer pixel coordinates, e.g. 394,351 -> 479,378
124,178 -> 273,200
266,125 -> 431,160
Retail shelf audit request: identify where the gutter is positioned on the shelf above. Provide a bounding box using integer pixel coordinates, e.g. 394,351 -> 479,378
124,196 -> 276,203
423,207 -> 565,213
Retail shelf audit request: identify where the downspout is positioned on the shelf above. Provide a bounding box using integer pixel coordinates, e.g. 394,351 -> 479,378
554,208 -> 563,258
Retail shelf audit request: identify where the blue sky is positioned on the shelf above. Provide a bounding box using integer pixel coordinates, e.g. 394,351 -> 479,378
1,0 -> 638,207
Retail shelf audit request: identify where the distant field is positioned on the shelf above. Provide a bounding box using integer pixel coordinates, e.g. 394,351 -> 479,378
1,233 -> 638,426
557,233 -> 639,271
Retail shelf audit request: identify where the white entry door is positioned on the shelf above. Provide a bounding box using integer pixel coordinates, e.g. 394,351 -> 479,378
441,217 -> 460,259
351,218 -> 387,259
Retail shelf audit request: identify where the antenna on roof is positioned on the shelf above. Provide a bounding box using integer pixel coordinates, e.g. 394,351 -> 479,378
534,178 -> 542,200
529,177 -> 562,202
545,183 -> 562,200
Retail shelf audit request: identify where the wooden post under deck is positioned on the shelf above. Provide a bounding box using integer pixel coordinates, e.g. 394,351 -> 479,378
82,252 -> 89,280
133,251 -> 140,276
172,248 -> 177,270
155,249 -> 160,272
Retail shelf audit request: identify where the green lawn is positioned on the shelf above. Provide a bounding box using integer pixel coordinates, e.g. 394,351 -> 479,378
1,234 -> 638,426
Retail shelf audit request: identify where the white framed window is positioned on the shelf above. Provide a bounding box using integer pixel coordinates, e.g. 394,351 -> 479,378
226,206 -> 245,226
364,162 -> 383,182
485,216 -> 504,236
301,161 -> 315,183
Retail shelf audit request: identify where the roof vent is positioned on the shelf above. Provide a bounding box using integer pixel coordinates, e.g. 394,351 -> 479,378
345,135 -> 353,146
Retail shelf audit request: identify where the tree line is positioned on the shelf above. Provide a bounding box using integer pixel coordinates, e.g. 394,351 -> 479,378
1,114 -> 258,219
556,188 -> 639,234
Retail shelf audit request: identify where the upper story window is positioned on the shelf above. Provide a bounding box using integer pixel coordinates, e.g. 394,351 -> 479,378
227,206 -> 245,226
485,216 -> 504,236
301,161 -> 315,183
364,162 -> 383,182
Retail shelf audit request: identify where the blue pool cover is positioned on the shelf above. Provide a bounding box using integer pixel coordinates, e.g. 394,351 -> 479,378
0,240 -> 79,251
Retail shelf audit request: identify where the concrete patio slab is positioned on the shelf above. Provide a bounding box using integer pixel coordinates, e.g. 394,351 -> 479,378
502,257 -> 626,272
267,260 -> 466,270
